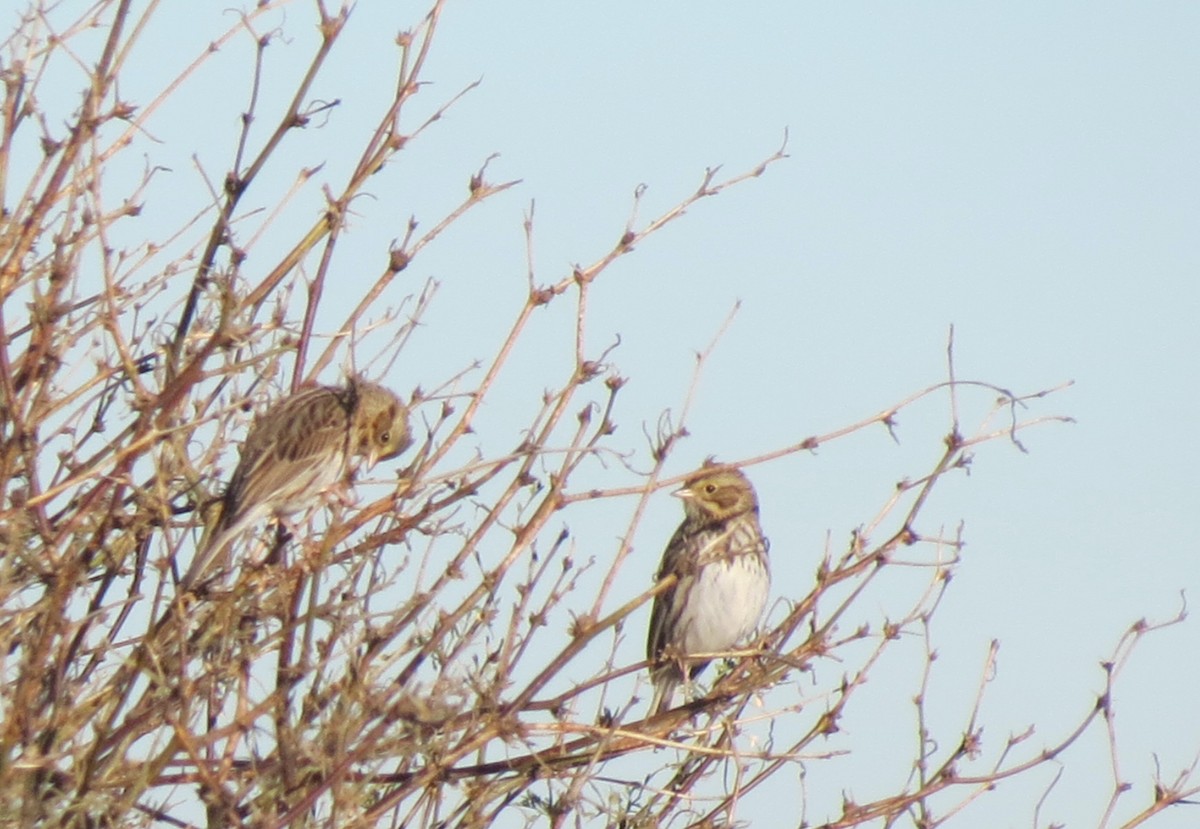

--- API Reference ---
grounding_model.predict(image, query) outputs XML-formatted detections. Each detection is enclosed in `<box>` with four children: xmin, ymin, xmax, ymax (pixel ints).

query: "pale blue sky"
<box><xmin>25</xmin><ymin>1</ymin><xmax>1199</xmax><ymax>825</ymax></box>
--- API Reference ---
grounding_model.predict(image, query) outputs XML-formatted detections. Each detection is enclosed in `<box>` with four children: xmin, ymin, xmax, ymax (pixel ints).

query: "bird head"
<box><xmin>674</xmin><ymin>466</ymin><xmax>758</xmax><ymax>522</ymax></box>
<box><xmin>353</xmin><ymin>382</ymin><xmax>414</xmax><ymax>469</ymax></box>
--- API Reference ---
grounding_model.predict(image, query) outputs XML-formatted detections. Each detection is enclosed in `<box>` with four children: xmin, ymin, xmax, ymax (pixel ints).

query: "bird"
<box><xmin>182</xmin><ymin>377</ymin><xmax>412</xmax><ymax>589</ymax></box>
<box><xmin>646</xmin><ymin>464</ymin><xmax>770</xmax><ymax>715</ymax></box>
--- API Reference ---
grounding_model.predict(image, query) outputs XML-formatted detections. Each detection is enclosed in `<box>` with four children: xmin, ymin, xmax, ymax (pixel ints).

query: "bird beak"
<box><xmin>672</xmin><ymin>486</ymin><xmax>695</xmax><ymax>501</ymax></box>
<box><xmin>365</xmin><ymin>450</ymin><xmax>381</xmax><ymax>472</ymax></box>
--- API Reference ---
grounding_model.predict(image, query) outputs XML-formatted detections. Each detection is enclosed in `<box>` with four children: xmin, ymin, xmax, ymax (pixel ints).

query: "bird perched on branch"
<box><xmin>646</xmin><ymin>464</ymin><xmax>770</xmax><ymax>715</ymax></box>
<box><xmin>182</xmin><ymin>378</ymin><xmax>412</xmax><ymax>589</ymax></box>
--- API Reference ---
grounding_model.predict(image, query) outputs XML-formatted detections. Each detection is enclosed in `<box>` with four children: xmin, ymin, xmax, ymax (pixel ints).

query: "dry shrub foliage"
<box><xmin>0</xmin><ymin>2</ymin><xmax>1193</xmax><ymax>828</ymax></box>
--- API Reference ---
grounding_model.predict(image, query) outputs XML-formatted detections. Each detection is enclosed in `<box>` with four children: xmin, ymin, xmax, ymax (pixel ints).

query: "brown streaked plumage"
<box><xmin>182</xmin><ymin>378</ymin><xmax>412</xmax><ymax>589</ymax></box>
<box><xmin>646</xmin><ymin>464</ymin><xmax>770</xmax><ymax>714</ymax></box>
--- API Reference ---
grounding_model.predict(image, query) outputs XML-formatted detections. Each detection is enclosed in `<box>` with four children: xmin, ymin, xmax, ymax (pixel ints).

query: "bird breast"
<box><xmin>672</xmin><ymin>527</ymin><xmax>770</xmax><ymax>656</ymax></box>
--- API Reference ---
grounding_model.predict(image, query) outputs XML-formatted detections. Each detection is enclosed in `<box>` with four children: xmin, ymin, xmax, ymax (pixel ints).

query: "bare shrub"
<box><xmin>0</xmin><ymin>2</ymin><xmax>1191</xmax><ymax>827</ymax></box>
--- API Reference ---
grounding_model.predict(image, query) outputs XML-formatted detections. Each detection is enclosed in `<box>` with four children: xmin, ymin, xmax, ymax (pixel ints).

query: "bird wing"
<box><xmin>183</xmin><ymin>387</ymin><xmax>352</xmax><ymax>589</ymax></box>
<box><xmin>646</xmin><ymin>521</ymin><xmax>693</xmax><ymax>662</ymax></box>
<box><xmin>221</xmin><ymin>387</ymin><xmax>352</xmax><ymax>525</ymax></box>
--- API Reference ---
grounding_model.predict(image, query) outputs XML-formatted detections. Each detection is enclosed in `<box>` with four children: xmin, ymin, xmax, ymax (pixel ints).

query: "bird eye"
<box><xmin>381</xmin><ymin>431</ymin><xmax>391</xmax><ymax>443</ymax></box>
<box><xmin>704</xmin><ymin>483</ymin><xmax>717</xmax><ymax>494</ymax></box>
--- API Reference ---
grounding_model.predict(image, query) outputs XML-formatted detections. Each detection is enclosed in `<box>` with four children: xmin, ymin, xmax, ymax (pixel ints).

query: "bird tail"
<box><xmin>182</xmin><ymin>529</ymin><xmax>225</xmax><ymax>590</ymax></box>
<box><xmin>181</xmin><ymin>504</ymin><xmax>242</xmax><ymax>589</ymax></box>
<box><xmin>649</xmin><ymin>678</ymin><xmax>677</xmax><ymax>717</ymax></box>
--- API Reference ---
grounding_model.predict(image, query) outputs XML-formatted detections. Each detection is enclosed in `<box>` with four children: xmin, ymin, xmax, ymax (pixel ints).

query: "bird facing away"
<box><xmin>646</xmin><ymin>465</ymin><xmax>770</xmax><ymax>715</ymax></box>
<box><xmin>182</xmin><ymin>378</ymin><xmax>412</xmax><ymax>589</ymax></box>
